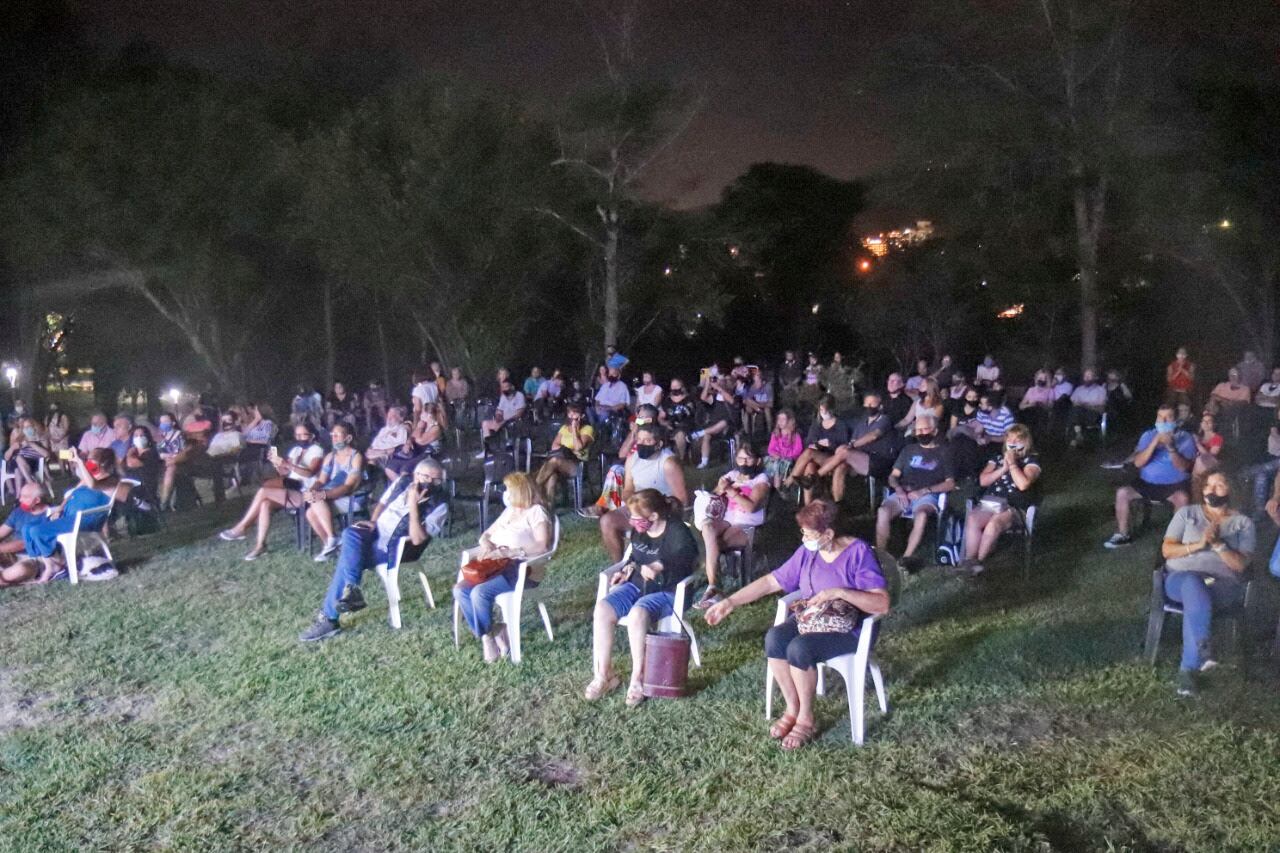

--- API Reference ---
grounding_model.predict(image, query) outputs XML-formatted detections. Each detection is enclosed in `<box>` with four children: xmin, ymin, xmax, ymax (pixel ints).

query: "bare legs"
<box><xmin>536</xmin><ymin>458</ymin><xmax>577</xmax><ymax>507</ymax></box>
<box><xmin>701</xmin><ymin>518</ymin><xmax>749</xmax><ymax>591</ymax></box>
<box><xmin>226</xmin><ymin>480</ymin><xmax>297</xmax><ymax>555</ymax></box>
<box><xmin>875</xmin><ymin>499</ymin><xmax>936</xmax><ymax>559</ymax></box>
<box><xmin>769</xmin><ymin>658</ymin><xmax>817</xmax><ymax>736</ymax></box>
<box><xmin>600</xmin><ymin>508</ymin><xmax>630</xmax><ymax>563</ymax></box>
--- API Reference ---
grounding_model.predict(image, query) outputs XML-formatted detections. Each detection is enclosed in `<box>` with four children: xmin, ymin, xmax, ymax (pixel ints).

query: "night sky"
<box><xmin>72</xmin><ymin>0</ymin><xmax>896</xmax><ymax>209</ymax></box>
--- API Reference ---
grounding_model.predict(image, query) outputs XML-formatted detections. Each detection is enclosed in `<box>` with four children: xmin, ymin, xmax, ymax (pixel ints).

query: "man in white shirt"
<box><xmin>1068</xmin><ymin>369</ymin><xmax>1108</xmax><ymax>446</ymax></box>
<box><xmin>366</xmin><ymin>406</ymin><xmax>409</xmax><ymax>466</ymax></box>
<box><xmin>411</xmin><ymin>372</ymin><xmax>440</xmax><ymax>422</ymax></box>
<box><xmin>479</xmin><ymin>380</ymin><xmax>527</xmax><ymax>452</ymax></box>
<box><xmin>593</xmin><ymin>370</ymin><xmax>632</xmax><ymax>424</ymax></box>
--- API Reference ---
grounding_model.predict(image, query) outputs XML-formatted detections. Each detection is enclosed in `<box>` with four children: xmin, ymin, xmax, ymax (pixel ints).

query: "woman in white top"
<box><xmin>1256</xmin><ymin>367</ymin><xmax>1280</xmax><ymax>411</ymax></box>
<box><xmin>635</xmin><ymin>371</ymin><xmax>663</xmax><ymax>408</ymax></box>
<box><xmin>454</xmin><ymin>472</ymin><xmax>553</xmax><ymax>663</ymax></box>
<box><xmin>901</xmin><ymin>379</ymin><xmax>946</xmax><ymax>436</ymax></box>
<box><xmin>219</xmin><ymin>422</ymin><xmax>324</xmax><ymax>561</ymax></box>
<box><xmin>599</xmin><ymin>422</ymin><xmax>689</xmax><ymax>563</ymax></box>
<box><xmin>696</xmin><ymin>440</ymin><xmax>771</xmax><ymax>609</ymax></box>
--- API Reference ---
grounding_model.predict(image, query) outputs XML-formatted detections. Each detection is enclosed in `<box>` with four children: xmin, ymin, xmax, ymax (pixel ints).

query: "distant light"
<box><xmin>981</xmin><ymin>279</ymin><xmax>989</xmax><ymax>287</ymax></box>
<box><xmin>857</xmin><ymin>258</ymin><xmax>873</xmax><ymax>273</ymax></box>
<box><xmin>811</xmin><ymin>303</ymin><xmax>821</xmax><ymax>315</ymax></box>
<box><xmin>3</xmin><ymin>367</ymin><xmax>16</xmax><ymax>388</ymax></box>
<box><xmin>168</xmin><ymin>387</ymin><xmax>182</xmax><ymax>404</ymax></box>
<box><xmin>1219</xmin><ymin>219</ymin><xmax>1232</xmax><ymax>229</ymax></box>
<box><xmin>728</xmin><ymin>245</ymin><xmax>740</xmax><ymax>258</ymax></box>
<box><xmin>996</xmin><ymin>303</ymin><xmax>1025</xmax><ymax>319</ymax></box>
<box><xmin>663</xmin><ymin>266</ymin><xmax>673</xmax><ymax>276</ymax></box>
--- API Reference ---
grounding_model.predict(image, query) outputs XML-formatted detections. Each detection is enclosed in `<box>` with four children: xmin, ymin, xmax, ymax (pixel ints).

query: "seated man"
<box><xmin>0</xmin><ymin>483</ymin><xmax>59</xmax><ymax>586</ymax></box>
<box><xmin>1206</xmin><ymin>367</ymin><xmax>1251</xmax><ymax>435</ymax></box>
<box><xmin>816</xmin><ymin>392</ymin><xmax>896</xmax><ymax>503</ymax></box>
<box><xmin>298</xmin><ymin>458</ymin><xmax>449</xmax><ymax>643</ymax></box>
<box><xmin>875</xmin><ymin>415</ymin><xmax>954</xmax><ymax>571</ymax></box>
<box><xmin>1104</xmin><ymin>404</ymin><xmax>1197</xmax><ymax>549</ymax></box>
<box><xmin>975</xmin><ymin>390</ymin><xmax>1015</xmax><ymax>445</ymax></box>
<box><xmin>77</xmin><ymin>412</ymin><xmax>115</xmax><ymax>457</ymax></box>
<box><xmin>690</xmin><ymin>378</ymin><xmax>738</xmax><ymax>469</ymax></box>
<box><xmin>480</xmin><ymin>379</ymin><xmax>527</xmax><ymax>454</ymax></box>
<box><xmin>904</xmin><ymin>358</ymin><xmax>931</xmax><ymax>399</ymax></box>
<box><xmin>592</xmin><ymin>369</ymin><xmax>632</xmax><ymax>428</ymax></box>
<box><xmin>1067</xmin><ymin>368</ymin><xmax>1108</xmax><ymax>446</ymax></box>
<box><xmin>1159</xmin><ymin>472</ymin><xmax>1254</xmax><ymax>697</ymax></box>
<box><xmin>365</xmin><ymin>406</ymin><xmax>409</xmax><ymax>467</ymax></box>
<box><xmin>109</xmin><ymin>415</ymin><xmax>134</xmax><ymax>461</ymax></box>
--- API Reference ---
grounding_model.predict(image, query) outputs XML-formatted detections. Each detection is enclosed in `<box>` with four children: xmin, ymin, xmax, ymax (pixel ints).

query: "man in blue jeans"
<box><xmin>299</xmin><ymin>458</ymin><xmax>449</xmax><ymax>643</ymax></box>
<box><xmin>1159</xmin><ymin>472</ymin><xmax>1255</xmax><ymax>697</ymax></box>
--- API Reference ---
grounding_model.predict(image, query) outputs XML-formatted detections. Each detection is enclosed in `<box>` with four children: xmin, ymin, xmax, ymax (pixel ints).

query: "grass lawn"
<box><xmin>3</xmin><ymin>448</ymin><xmax>1280</xmax><ymax>851</ymax></box>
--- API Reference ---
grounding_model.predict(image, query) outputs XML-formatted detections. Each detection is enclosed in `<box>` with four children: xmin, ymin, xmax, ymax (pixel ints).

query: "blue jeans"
<box><xmin>322</xmin><ymin>525</ymin><xmax>386</xmax><ymax>620</ymax></box>
<box><xmin>1163</xmin><ymin>571</ymin><xmax>1245</xmax><ymax>671</ymax></box>
<box><xmin>1247</xmin><ymin>457</ymin><xmax>1280</xmax><ymax>511</ymax></box>
<box><xmin>454</xmin><ymin>569</ymin><xmax>537</xmax><ymax>637</ymax></box>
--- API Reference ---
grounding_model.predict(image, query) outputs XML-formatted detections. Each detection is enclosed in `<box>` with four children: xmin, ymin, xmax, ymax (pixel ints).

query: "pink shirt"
<box><xmin>767</xmin><ymin>432</ymin><xmax>803</xmax><ymax>461</ymax></box>
<box><xmin>77</xmin><ymin>427</ymin><xmax>115</xmax><ymax>455</ymax></box>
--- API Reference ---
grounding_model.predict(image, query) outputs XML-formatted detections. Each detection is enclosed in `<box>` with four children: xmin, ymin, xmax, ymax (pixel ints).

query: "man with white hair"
<box><xmin>299</xmin><ymin>458</ymin><xmax>449</xmax><ymax>643</ymax></box>
<box><xmin>876</xmin><ymin>414</ymin><xmax>955</xmax><ymax>571</ymax></box>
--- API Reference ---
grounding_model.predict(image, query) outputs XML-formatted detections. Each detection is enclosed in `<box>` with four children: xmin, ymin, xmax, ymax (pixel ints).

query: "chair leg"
<box><xmin>377</xmin><ymin>566</ymin><xmax>402</xmax><ymax>630</ymax></box>
<box><xmin>419</xmin><ymin>571</ymin><xmax>436</xmax><ymax>609</ymax></box>
<box><xmin>870</xmin><ymin>662</ymin><xmax>888</xmax><ymax>714</ymax></box>
<box><xmin>452</xmin><ymin>596</ymin><xmax>461</xmax><ymax>648</ymax></box>
<box><xmin>1144</xmin><ymin>610</ymin><xmax>1165</xmax><ymax>666</ymax></box>
<box><xmin>851</xmin><ymin>659</ymin><xmax>867</xmax><ymax>746</ymax></box>
<box><xmin>538</xmin><ymin>602</ymin><xmax>554</xmax><ymax>641</ymax></box>
<box><xmin>764</xmin><ymin>663</ymin><xmax>775</xmax><ymax>720</ymax></box>
<box><xmin>816</xmin><ymin>663</ymin><xmax>826</xmax><ymax>696</ymax></box>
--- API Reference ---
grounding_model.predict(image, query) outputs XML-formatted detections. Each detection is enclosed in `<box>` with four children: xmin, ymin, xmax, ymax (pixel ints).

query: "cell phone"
<box><xmin>58</xmin><ymin>449</ymin><xmax>76</xmax><ymax>461</ymax></box>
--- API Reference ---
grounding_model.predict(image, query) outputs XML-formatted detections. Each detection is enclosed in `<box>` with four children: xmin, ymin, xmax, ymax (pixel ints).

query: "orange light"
<box><xmin>857</xmin><ymin>258</ymin><xmax>872</xmax><ymax>273</ymax></box>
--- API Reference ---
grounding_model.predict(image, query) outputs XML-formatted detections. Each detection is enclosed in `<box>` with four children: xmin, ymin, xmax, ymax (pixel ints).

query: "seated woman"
<box><xmin>534</xmin><ymin>401</ymin><xmax>595</xmax><ymax>507</ymax></box>
<box><xmin>1160</xmin><ymin>471</ymin><xmax>1255</xmax><ymax>696</ymax></box>
<box><xmin>45</xmin><ymin>403</ymin><xmax>71</xmax><ymax>457</ymax></box>
<box><xmin>4</xmin><ymin>416</ymin><xmax>51</xmax><ymax>492</ymax></box>
<box><xmin>901</xmin><ymin>379</ymin><xmax>945</xmax><ymax>436</ymax></box>
<box><xmin>365</xmin><ymin>406</ymin><xmax>409</xmax><ymax>467</ymax></box>
<box><xmin>154</xmin><ymin>412</ymin><xmax>193</xmax><ymax>511</ymax></box>
<box><xmin>786</xmin><ymin>395</ymin><xmax>849</xmax><ymax>493</ymax></box>
<box><xmin>1018</xmin><ymin>369</ymin><xmax>1055</xmax><ymax>432</ymax></box>
<box><xmin>21</xmin><ymin>448</ymin><xmax>128</xmax><ymax>563</ymax></box>
<box><xmin>696</xmin><ymin>440</ymin><xmax>771</xmax><ymax>609</ymax></box>
<box><xmin>658</xmin><ymin>379</ymin><xmax>696</xmax><ymax>461</ymax></box>
<box><xmin>305</xmin><ymin>423</ymin><xmax>367</xmax><ymax>560</ymax></box>
<box><xmin>690</xmin><ymin>378</ymin><xmax>737</xmax><ymax>469</ymax></box>
<box><xmin>598</xmin><ymin>422</ymin><xmax>688</xmax><ymax>562</ymax></box>
<box><xmin>324</xmin><ymin>381</ymin><xmax>359</xmax><ymax>430</ymax></box>
<box><xmin>586</xmin><ymin>488</ymin><xmax>699</xmax><ymax>706</ymax></box>
<box><xmin>704</xmin><ymin>499</ymin><xmax>890</xmax><ymax>750</ymax></box>
<box><xmin>454</xmin><ymin>472</ymin><xmax>554</xmax><ymax>663</ymax></box>
<box><xmin>635</xmin><ymin>370</ymin><xmax>663</xmax><ymax>409</ymax></box>
<box><xmin>1206</xmin><ymin>367</ymin><xmax>1251</xmax><ymax>433</ymax></box>
<box><xmin>956</xmin><ymin>424</ymin><xmax>1042</xmax><ymax>577</ymax></box>
<box><xmin>764</xmin><ymin>409</ymin><xmax>803</xmax><ymax>490</ymax></box>
<box><xmin>742</xmin><ymin>370</ymin><xmax>775</xmax><ymax>434</ymax></box>
<box><xmin>122</xmin><ymin>425</ymin><xmax>162</xmax><ymax>502</ymax></box>
<box><xmin>385</xmin><ymin>403</ymin><xmax>444</xmax><ymax>478</ymax></box>
<box><xmin>218</xmin><ymin>423</ymin><xmax>325</xmax><ymax>560</ymax></box>
<box><xmin>578</xmin><ymin>404</ymin><xmax>655</xmax><ymax>520</ymax></box>
<box><xmin>1192</xmin><ymin>412</ymin><xmax>1224</xmax><ymax>494</ymax></box>
<box><xmin>242</xmin><ymin>402</ymin><xmax>277</xmax><ymax>448</ymax></box>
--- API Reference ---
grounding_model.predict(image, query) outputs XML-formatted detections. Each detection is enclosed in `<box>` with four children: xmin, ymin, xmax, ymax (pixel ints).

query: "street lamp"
<box><xmin>3</xmin><ymin>366</ymin><xmax>16</xmax><ymax>389</ymax></box>
<box><xmin>167</xmin><ymin>387</ymin><xmax>182</xmax><ymax>405</ymax></box>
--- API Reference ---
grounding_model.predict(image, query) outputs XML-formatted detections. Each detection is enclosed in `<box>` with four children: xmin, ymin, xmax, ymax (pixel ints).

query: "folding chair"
<box><xmin>452</xmin><ymin>517</ymin><xmax>560</xmax><ymax>663</ymax></box>
<box><xmin>763</xmin><ymin>549</ymin><xmax>900</xmax><ymax>745</ymax></box>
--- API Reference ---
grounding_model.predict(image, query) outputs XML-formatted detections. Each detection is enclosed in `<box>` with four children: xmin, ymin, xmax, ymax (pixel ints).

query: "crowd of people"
<box><xmin>2</xmin><ymin>343</ymin><xmax>1278</xmax><ymax>723</ymax></box>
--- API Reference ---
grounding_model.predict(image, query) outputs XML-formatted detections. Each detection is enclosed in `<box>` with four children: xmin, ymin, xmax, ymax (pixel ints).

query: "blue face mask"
<box><xmin>1154</xmin><ymin>421</ymin><xmax>1175</xmax><ymax>434</ymax></box>
<box><xmin>159</xmin><ymin>422</ymin><xmax>173</xmax><ymax>434</ymax></box>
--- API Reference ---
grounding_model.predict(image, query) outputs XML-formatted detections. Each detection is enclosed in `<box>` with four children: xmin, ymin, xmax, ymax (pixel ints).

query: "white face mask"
<box><xmin>132</xmin><ymin>436</ymin><xmax>148</xmax><ymax>451</ymax></box>
<box><xmin>502</xmin><ymin>491</ymin><xmax>514</xmax><ymax>508</ymax></box>
<box><xmin>802</xmin><ymin>536</ymin><xmax>824</xmax><ymax>552</ymax></box>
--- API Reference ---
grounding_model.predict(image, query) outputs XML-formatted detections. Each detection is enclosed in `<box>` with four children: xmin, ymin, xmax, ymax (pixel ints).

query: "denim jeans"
<box><xmin>454</xmin><ymin>568</ymin><xmax>537</xmax><ymax>638</ymax></box>
<box><xmin>322</xmin><ymin>525</ymin><xmax>386</xmax><ymax>620</ymax></box>
<box><xmin>1163</xmin><ymin>571</ymin><xmax>1245</xmax><ymax>671</ymax></box>
<box><xmin>1247</xmin><ymin>457</ymin><xmax>1280</xmax><ymax>511</ymax></box>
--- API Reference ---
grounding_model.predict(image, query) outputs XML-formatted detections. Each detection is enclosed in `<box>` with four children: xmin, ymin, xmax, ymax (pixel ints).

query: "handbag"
<box><xmin>792</xmin><ymin>597</ymin><xmax>860</xmax><ymax>635</ymax></box>
<box><xmin>461</xmin><ymin>556</ymin><xmax>516</xmax><ymax>586</ymax></box>
<box><xmin>692</xmin><ymin>490</ymin><xmax>727</xmax><ymax>530</ymax></box>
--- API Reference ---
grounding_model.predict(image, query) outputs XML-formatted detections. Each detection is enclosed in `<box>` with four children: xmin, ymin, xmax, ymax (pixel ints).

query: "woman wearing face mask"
<box><xmin>153</xmin><ymin>412</ymin><xmax>192</xmax><ymax>511</ymax></box>
<box><xmin>695</xmin><ymin>441</ymin><xmax>772</xmax><ymax>609</ymax></box>
<box><xmin>788</xmin><ymin>395</ymin><xmax>849</xmax><ymax>493</ymax></box>
<box><xmin>704</xmin><ymin>499</ymin><xmax>890</xmax><ymax>750</ymax></box>
<box><xmin>597</xmin><ymin>421</ymin><xmax>689</xmax><ymax>561</ymax></box>
<box><xmin>218</xmin><ymin>423</ymin><xmax>325</xmax><ymax>560</ymax></box>
<box><xmin>586</xmin><ymin>488</ymin><xmax>699</xmax><ymax>705</ymax></box>
<box><xmin>954</xmin><ymin>424</ymin><xmax>1042</xmax><ymax>576</ymax></box>
<box><xmin>1159</xmin><ymin>472</ymin><xmax>1254</xmax><ymax>696</ymax></box>
<box><xmin>45</xmin><ymin>403</ymin><xmax>71</xmax><ymax>456</ymax></box>
<box><xmin>4</xmin><ymin>416</ymin><xmax>51</xmax><ymax>492</ymax></box>
<box><xmin>123</xmin><ymin>425</ymin><xmax>162</xmax><ymax>501</ymax></box>
<box><xmin>304</xmin><ymin>423</ymin><xmax>367</xmax><ymax>561</ymax></box>
<box><xmin>658</xmin><ymin>380</ymin><xmax>696</xmax><ymax>461</ymax></box>
<box><xmin>455</xmin><ymin>472</ymin><xmax>553</xmax><ymax>663</ymax></box>
<box><xmin>535</xmin><ymin>401</ymin><xmax>595</xmax><ymax>508</ymax></box>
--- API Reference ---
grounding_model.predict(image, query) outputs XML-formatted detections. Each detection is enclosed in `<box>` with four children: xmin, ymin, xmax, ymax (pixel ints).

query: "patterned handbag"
<box><xmin>792</xmin><ymin>597</ymin><xmax>860</xmax><ymax>635</ymax></box>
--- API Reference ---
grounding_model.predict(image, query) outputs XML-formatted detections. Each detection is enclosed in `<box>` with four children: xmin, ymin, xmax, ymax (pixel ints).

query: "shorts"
<box><xmin>764</xmin><ymin>457</ymin><xmax>795</xmax><ymax>481</ymax></box>
<box><xmin>604</xmin><ymin>581</ymin><xmax>676</xmax><ymax>622</ymax></box>
<box><xmin>1134</xmin><ymin>479</ymin><xmax>1187</xmax><ymax>503</ymax></box>
<box><xmin>882</xmin><ymin>491</ymin><xmax>940</xmax><ymax>519</ymax></box>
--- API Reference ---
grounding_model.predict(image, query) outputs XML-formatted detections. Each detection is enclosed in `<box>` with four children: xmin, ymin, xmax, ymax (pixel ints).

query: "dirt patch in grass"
<box><xmin>521</xmin><ymin>753</ymin><xmax>587</xmax><ymax>789</ymax></box>
<box><xmin>0</xmin><ymin>669</ymin><xmax>156</xmax><ymax>731</ymax></box>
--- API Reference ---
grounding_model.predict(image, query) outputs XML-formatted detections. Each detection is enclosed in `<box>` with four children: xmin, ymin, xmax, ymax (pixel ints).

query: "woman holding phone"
<box><xmin>218</xmin><ymin>422</ymin><xmax>324</xmax><ymax>561</ymax></box>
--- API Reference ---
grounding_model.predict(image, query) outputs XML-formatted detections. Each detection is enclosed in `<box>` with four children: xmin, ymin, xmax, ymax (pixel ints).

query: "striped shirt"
<box><xmin>976</xmin><ymin>406</ymin><xmax>1015</xmax><ymax>440</ymax></box>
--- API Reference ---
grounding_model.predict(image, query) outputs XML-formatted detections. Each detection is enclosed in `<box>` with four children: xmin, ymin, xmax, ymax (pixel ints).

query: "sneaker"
<box><xmin>690</xmin><ymin>430</ymin><xmax>706</xmax><ymax>441</ymax></box>
<box><xmin>944</xmin><ymin>559</ymin><xmax>975</xmax><ymax>577</ymax></box>
<box><xmin>481</xmin><ymin>634</ymin><xmax>500</xmax><ymax>664</ymax></box>
<box><xmin>318</xmin><ymin>537</ymin><xmax>340</xmax><ymax>558</ymax></box>
<box><xmin>694</xmin><ymin>586</ymin><xmax>722</xmax><ymax>610</ymax></box>
<box><xmin>219</xmin><ymin>529</ymin><xmax>246</xmax><ymax>542</ymax></box>
<box><xmin>968</xmin><ymin>562</ymin><xmax>986</xmax><ymax>577</ymax></box>
<box><xmin>696</xmin><ymin>459</ymin><xmax>710</xmax><ymax>469</ymax></box>
<box><xmin>1176</xmin><ymin>669</ymin><xmax>1198</xmax><ymax>697</ymax></box>
<box><xmin>1199</xmin><ymin>658</ymin><xmax>1219</xmax><ymax>673</ymax></box>
<box><xmin>336</xmin><ymin>583</ymin><xmax>366</xmax><ymax>614</ymax></box>
<box><xmin>299</xmin><ymin>612</ymin><xmax>341</xmax><ymax>643</ymax></box>
<box><xmin>243</xmin><ymin>548</ymin><xmax>267</xmax><ymax>562</ymax></box>
<box><xmin>494</xmin><ymin>624</ymin><xmax>511</xmax><ymax>658</ymax></box>
<box><xmin>1103</xmin><ymin>533</ymin><xmax>1133</xmax><ymax>549</ymax></box>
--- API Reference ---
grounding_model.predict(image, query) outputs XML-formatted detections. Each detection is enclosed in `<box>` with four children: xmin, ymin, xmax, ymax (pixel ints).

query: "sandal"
<box><xmin>781</xmin><ymin>722</ymin><xmax>817</xmax><ymax>751</ymax></box>
<box><xmin>625</xmin><ymin>683</ymin><xmax>647</xmax><ymax>707</ymax></box>
<box><xmin>584</xmin><ymin>673</ymin><xmax>621</xmax><ymax>701</ymax></box>
<box><xmin>769</xmin><ymin>713</ymin><xmax>798</xmax><ymax>740</ymax></box>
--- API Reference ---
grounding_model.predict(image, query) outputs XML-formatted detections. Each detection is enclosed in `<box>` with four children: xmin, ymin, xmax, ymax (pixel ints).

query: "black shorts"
<box><xmin>1134</xmin><ymin>479</ymin><xmax>1186</xmax><ymax>502</ymax></box>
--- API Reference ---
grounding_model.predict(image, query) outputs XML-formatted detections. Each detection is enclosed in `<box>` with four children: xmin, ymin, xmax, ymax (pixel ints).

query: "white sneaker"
<box><xmin>318</xmin><ymin>537</ymin><xmax>340</xmax><ymax>557</ymax></box>
<box><xmin>697</xmin><ymin>459</ymin><xmax>710</xmax><ymax>469</ymax></box>
<box><xmin>219</xmin><ymin>529</ymin><xmax>246</xmax><ymax>542</ymax></box>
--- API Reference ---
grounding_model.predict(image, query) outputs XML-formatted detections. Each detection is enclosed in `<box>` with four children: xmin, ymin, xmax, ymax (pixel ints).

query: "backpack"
<box><xmin>934</xmin><ymin>509</ymin><xmax>965</xmax><ymax>566</ymax></box>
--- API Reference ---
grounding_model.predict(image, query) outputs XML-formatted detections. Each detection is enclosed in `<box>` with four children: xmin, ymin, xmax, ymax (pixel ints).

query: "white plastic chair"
<box><xmin>593</xmin><ymin>544</ymin><xmax>703</xmax><ymax>677</ymax></box>
<box><xmin>374</xmin><ymin>536</ymin><xmax>436</xmax><ymax>630</ymax></box>
<box><xmin>57</xmin><ymin>480</ymin><xmax>138</xmax><ymax>585</ymax></box>
<box><xmin>451</xmin><ymin>516</ymin><xmax>560</xmax><ymax>664</ymax></box>
<box><xmin>763</xmin><ymin>550</ymin><xmax>899</xmax><ymax>746</ymax></box>
<box><xmin>1</xmin><ymin>455</ymin><xmax>51</xmax><ymax>503</ymax></box>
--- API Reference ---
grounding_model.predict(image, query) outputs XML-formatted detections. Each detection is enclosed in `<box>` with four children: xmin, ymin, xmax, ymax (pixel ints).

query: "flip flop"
<box><xmin>219</xmin><ymin>529</ymin><xmax>246</xmax><ymax>542</ymax></box>
<box><xmin>781</xmin><ymin>722</ymin><xmax>817</xmax><ymax>751</ymax></box>
<box><xmin>625</xmin><ymin>683</ymin><xmax>647</xmax><ymax>707</ymax></box>
<box><xmin>584</xmin><ymin>673</ymin><xmax>620</xmax><ymax>701</ymax></box>
<box><xmin>769</xmin><ymin>713</ymin><xmax>798</xmax><ymax>740</ymax></box>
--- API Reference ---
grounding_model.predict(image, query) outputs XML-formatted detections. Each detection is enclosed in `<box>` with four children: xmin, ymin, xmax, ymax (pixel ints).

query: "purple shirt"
<box><xmin>771</xmin><ymin>539</ymin><xmax>886</xmax><ymax>599</ymax></box>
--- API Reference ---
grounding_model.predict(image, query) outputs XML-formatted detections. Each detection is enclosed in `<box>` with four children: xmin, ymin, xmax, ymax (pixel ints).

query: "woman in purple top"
<box><xmin>705</xmin><ymin>500</ymin><xmax>889</xmax><ymax>750</ymax></box>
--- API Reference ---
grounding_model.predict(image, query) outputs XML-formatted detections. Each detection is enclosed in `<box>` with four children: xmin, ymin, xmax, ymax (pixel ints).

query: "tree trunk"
<box><xmin>603</xmin><ymin>211</ymin><xmax>620</xmax><ymax>351</ymax></box>
<box><xmin>1072</xmin><ymin>178</ymin><xmax>1104</xmax><ymax>372</ymax></box>
<box><xmin>373</xmin><ymin>289</ymin><xmax>392</xmax><ymax>398</ymax></box>
<box><xmin>322</xmin><ymin>278</ymin><xmax>335</xmax><ymax>391</ymax></box>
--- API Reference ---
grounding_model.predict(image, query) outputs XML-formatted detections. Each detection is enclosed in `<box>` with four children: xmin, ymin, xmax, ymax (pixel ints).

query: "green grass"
<box><xmin>3</xmin><ymin>452</ymin><xmax>1280</xmax><ymax>851</ymax></box>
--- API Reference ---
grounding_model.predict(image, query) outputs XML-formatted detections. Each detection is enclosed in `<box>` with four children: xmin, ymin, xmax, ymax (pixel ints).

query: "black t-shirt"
<box><xmin>628</xmin><ymin>520</ymin><xmax>700</xmax><ymax>595</ymax></box>
<box><xmin>892</xmin><ymin>442</ymin><xmax>953</xmax><ymax>491</ymax></box>
<box><xmin>850</xmin><ymin>413</ymin><xmax>894</xmax><ymax>459</ymax></box>
<box><xmin>805</xmin><ymin>418</ymin><xmax>850</xmax><ymax>451</ymax></box>
<box><xmin>779</xmin><ymin>361</ymin><xmax>803</xmax><ymax>387</ymax></box>
<box><xmin>662</xmin><ymin>399</ymin><xmax>696</xmax><ymax>431</ymax></box>
<box><xmin>884</xmin><ymin>392</ymin><xmax>912</xmax><ymax>428</ymax></box>
<box><xmin>981</xmin><ymin>451</ymin><xmax>1042</xmax><ymax>510</ymax></box>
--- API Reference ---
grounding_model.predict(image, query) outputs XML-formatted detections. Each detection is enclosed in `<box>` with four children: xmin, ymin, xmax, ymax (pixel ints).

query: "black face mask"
<box><xmin>1204</xmin><ymin>493</ymin><xmax>1229</xmax><ymax>509</ymax></box>
<box><xmin>635</xmin><ymin>444</ymin><xmax>658</xmax><ymax>460</ymax></box>
<box><xmin>915</xmin><ymin>432</ymin><xmax>936</xmax><ymax>445</ymax></box>
<box><xmin>1036</xmin><ymin>379</ymin><xmax>1047</xmax><ymax>386</ymax></box>
<box><xmin>738</xmin><ymin>463</ymin><xmax>762</xmax><ymax>477</ymax></box>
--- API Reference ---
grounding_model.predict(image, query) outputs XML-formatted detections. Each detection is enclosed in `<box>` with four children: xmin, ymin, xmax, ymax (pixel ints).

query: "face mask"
<box><xmin>1007</xmin><ymin>443</ymin><xmax>1024</xmax><ymax>453</ymax></box>
<box><xmin>802</xmin><ymin>536</ymin><xmax>824</xmax><ymax>552</ymax></box>
<box><xmin>635</xmin><ymin>444</ymin><xmax>658</xmax><ymax>460</ymax></box>
<box><xmin>1054</xmin><ymin>377</ymin><xmax>1065</xmax><ymax>384</ymax></box>
<box><xmin>1204</xmin><ymin>493</ymin><xmax>1229</xmax><ymax>509</ymax></box>
<box><xmin>22</xmin><ymin>426</ymin><xmax>36</xmax><ymax>440</ymax></box>
<box><xmin>635</xmin><ymin>418</ymin><xmax>652</xmax><ymax>426</ymax></box>
<box><xmin>1036</xmin><ymin>379</ymin><xmax>1046</xmax><ymax>386</ymax></box>
<box><xmin>159</xmin><ymin>422</ymin><xmax>173</xmax><ymax>434</ymax></box>
<box><xmin>14</xmin><ymin>406</ymin><xmax>25</xmax><ymax>416</ymax></box>
<box><xmin>916</xmin><ymin>432</ymin><xmax>936</xmax><ymax>445</ymax></box>
<box><xmin>738</xmin><ymin>464</ymin><xmax>761</xmax><ymax>477</ymax></box>
<box><xmin>93</xmin><ymin>425</ymin><xmax>107</xmax><ymax>434</ymax></box>
<box><xmin>965</xmin><ymin>400</ymin><xmax>978</xmax><ymax>408</ymax></box>
<box><xmin>502</xmin><ymin>490</ymin><xmax>514</xmax><ymax>508</ymax></box>
<box><xmin>628</xmin><ymin>516</ymin><xmax>654</xmax><ymax>534</ymax></box>
<box><xmin>132</xmin><ymin>436</ymin><xmax>148</xmax><ymax>450</ymax></box>
<box><xmin>1154</xmin><ymin>421</ymin><xmax>1175</xmax><ymax>434</ymax></box>
<box><xmin>332</xmin><ymin>439</ymin><xmax>348</xmax><ymax>450</ymax></box>
<box><xmin>19</xmin><ymin>500</ymin><xmax>40</xmax><ymax>513</ymax></box>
